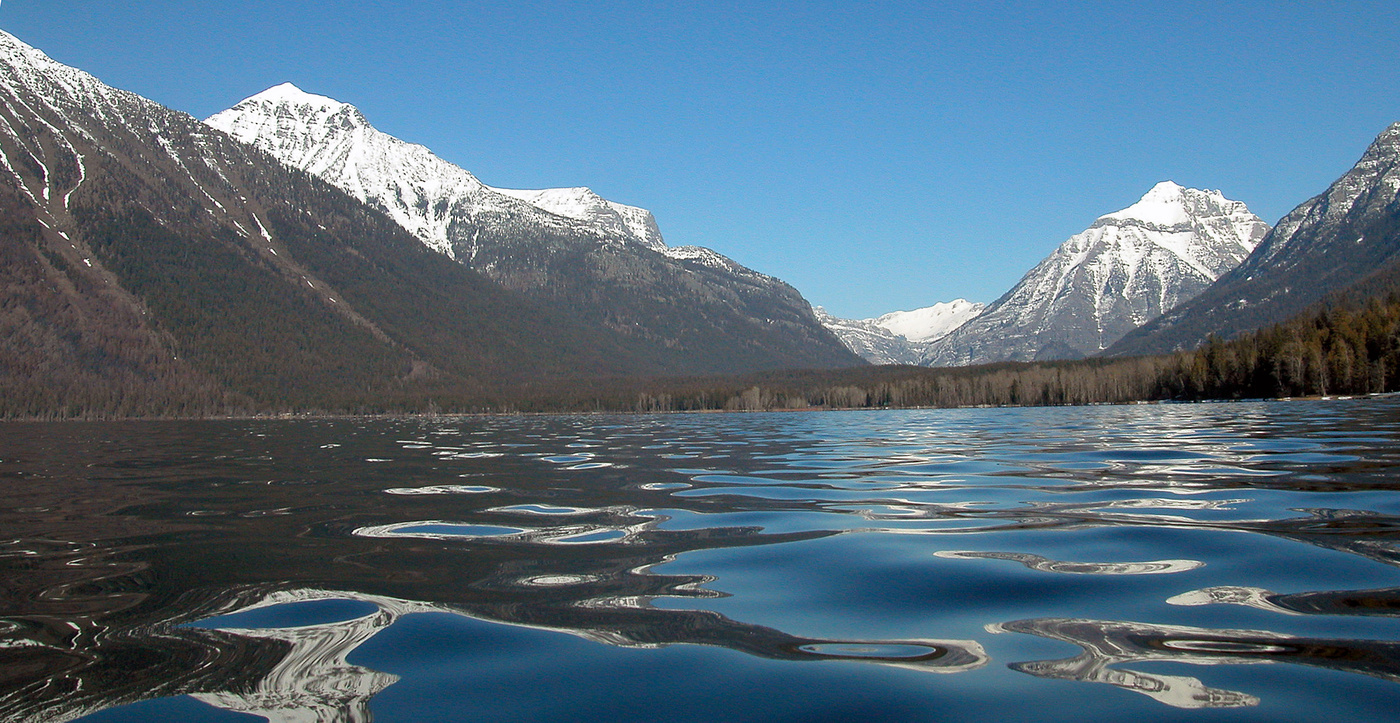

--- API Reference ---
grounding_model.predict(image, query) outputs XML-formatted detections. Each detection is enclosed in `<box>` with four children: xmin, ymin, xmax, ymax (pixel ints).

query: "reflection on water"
<box><xmin>1</xmin><ymin>399</ymin><xmax>1400</xmax><ymax>720</ymax></box>
<box><xmin>989</xmin><ymin>617</ymin><xmax>1400</xmax><ymax>710</ymax></box>
<box><xmin>1168</xmin><ymin>585</ymin><xmax>1400</xmax><ymax>617</ymax></box>
<box><xmin>934</xmin><ymin>551</ymin><xmax>1203</xmax><ymax>575</ymax></box>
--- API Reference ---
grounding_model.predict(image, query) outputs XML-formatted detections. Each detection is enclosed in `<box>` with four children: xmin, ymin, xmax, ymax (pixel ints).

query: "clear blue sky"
<box><xmin>6</xmin><ymin>1</ymin><xmax>1400</xmax><ymax>318</ymax></box>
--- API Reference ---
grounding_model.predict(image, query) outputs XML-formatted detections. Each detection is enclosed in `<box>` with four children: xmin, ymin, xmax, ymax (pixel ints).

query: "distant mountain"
<box><xmin>206</xmin><ymin>84</ymin><xmax>861</xmax><ymax>373</ymax></box>
<box><xmin>815</xmin><ymin>300</ymin><xmax>985</xmax><ymax>365</ymax></box>
<box><xmin>1109</xmin><ymin>124</ymin><xmax>1400</xmax><ymax>357</ymax></box>
<box><xmin>920</xmin><ymin>182</ymin><xmax>1269</xmax><ymax>366</ymax></box>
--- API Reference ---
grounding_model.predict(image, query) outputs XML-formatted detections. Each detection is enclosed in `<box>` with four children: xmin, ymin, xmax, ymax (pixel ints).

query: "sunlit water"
<box><xmin>3</xmin><ymin>400</ymin><xmax>1400</xmax><ymax>721</ymax></box>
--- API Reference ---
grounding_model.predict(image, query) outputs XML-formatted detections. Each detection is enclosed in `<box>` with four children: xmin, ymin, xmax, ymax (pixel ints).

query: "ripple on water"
<box><xmin>353</xmin><ymin>522</ymin><xmax>528</xmax><ymax>540</ymax></box>
<box><xmin>493</xmin><ymin>504</ymin><xmax>589</xmax><ymax>515</ymax></box>
<box><xmin>384</xmin><ymin>485</ymin><xmax>497</xmax><ymax>495</ymax></box>
<box><xmin>542</xmin><ymin>454</ymin><xmax>593</xmax><ymax>464</ymax></box>
<box><xmin>797</xmin><ymin>643</ymin><xmax>944</xmax><ymax>660</ymax></box>
<box><xmin>188</xmin><ymin>598</ymin><xmax>380</xmax><ymax>630</ymax></box>
<box><xmin>553</xmin><ymin>529</ymin><xmax>628</xmax><ymax>544</ymax></box>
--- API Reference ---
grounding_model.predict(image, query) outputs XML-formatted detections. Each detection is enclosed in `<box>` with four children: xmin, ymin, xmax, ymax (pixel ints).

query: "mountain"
<box><xmin>814</xmin><ymin>300</ymin><xmax>984</xmax><ymax>365</ymax></box>
<box><xmin>205</xmin><ymin>84</ymin><xmax>861</xmax><ymax>373</ymax></box>
<box><xmin>0</xmin><ymin>29</ymin><xmax>672</xmax><ymax>415</ymax></box>
<box><xmin>874</xmin><ymin>299</ymin><xmax>987</xmax><ymax>342</ymax></box>
<box><xmin>1109</xmin><ymin>124</ymin><xmax>1400</xmax><ymax>357</ymax></box>
<box><xmin>919</xmin><ymin>182</ymin><xmax>1269</xmax><ymax>366</ymax></box>
<box><xmin>0</xmin><ymin>29</ymin><xmax>851</xmax><ymax>418</ymax></box>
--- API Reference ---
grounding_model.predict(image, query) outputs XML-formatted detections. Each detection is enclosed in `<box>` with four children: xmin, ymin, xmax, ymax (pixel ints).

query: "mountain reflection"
<box><xmin>0</xmin><ymin>418</ymin><xmax>993</xmax><ymax>722</ymax></box>
<box><xmin>991</xmin><ymin>617</ymin><xmax>1400</xmax><ymax>709</ymax></box>
<box><xmin>933</xmin><ymin>550</ymin><xmax>1203</xmax><ymax>574</ymax></box>
<box><xmin>180</xmin><ymin>587</ymin><xmax>986</xmax><ymax>723</ymax></box>
<box><xmin>1169</xmin><ymin>585</ymin><xmax>1400</xmax><ymax>617</ymax></box>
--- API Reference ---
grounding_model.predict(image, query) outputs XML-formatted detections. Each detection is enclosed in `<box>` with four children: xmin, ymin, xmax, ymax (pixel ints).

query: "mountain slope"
<box><xmin>920</xmin><ymin>182</ymin><xmax>1268</xmax><ymax>366</ymax></box>
<box><xmin>1109</xmin><ymin>124</ymin><xmax>1400</xmax><ymax>356</ymax></box>
<box><xmin>206</xmin><ymin>85</ymin><xmax>862</xmax><ymax>373</ymax></box>
<box><xmin>0</xmin><ymin>29</ymin><xmax>738</xmax><ymax>416</ymax></box>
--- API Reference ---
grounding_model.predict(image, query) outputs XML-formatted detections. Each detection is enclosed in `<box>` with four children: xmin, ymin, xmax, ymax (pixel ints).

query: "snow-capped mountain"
<box><xmin>1111</xmin><ymin>124</ymin><xmax>1400</xmax><ymax>356</ymax></box>
<box><xmin>815</xmin><ymin>300</ymin><xmax>985</xmax><ymax>365</ymax></box>
<box><xmin>205</xmin><ymin>84</ymin><xmax>861</xmax><ymax>371</ymax></box>
<box><xmin>874</xmin><ymin>300</ymin><xmax>986</xmax><ymax>343</ymax></box>
<box><xmin>921</xmin><ymin>182</ymin><xmax>1269</xmax><ymax>366</ymax></box>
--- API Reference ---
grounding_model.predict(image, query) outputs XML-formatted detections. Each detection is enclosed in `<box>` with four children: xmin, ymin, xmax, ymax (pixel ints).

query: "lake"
<box><xmin>3</xmin><ymin>400</ymin><xmax>1400</xmax><ymax>722</ymax></box>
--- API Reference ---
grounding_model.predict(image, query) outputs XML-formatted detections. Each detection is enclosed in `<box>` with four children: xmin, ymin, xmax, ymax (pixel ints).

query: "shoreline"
<box><xmin>4</xmin><ymin>391</ymin><xmax>1395</xmax><ymax>425</ymax></box>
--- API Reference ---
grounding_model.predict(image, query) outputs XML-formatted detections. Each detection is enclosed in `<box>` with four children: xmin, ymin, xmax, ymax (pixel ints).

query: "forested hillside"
<box><xmin>494</xmin><ymin>272</ymin><xmax>1400</xmax><ymax>414</ymax></box>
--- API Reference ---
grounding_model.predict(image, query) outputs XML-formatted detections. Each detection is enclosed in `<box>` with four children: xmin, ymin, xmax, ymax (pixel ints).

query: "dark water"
<box><xmin>3</xmin><ymin>401</ymin><xmax>1400</xmax><ymax>722</ymax></box>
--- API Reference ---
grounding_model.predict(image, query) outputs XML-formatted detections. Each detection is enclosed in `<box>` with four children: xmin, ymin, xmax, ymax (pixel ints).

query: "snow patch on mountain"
<box><xmin>493</xmin><ymin>186</ymin><xmax>666</xmax><ymax>251</ymax></box>
<box><xmin>874</xmin><ymin>300</ymin><xmax>986</xmax><ymax>343</ymax></box>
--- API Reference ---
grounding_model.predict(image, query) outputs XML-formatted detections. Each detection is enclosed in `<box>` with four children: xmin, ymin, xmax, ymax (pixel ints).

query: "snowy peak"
<box><xmin>1100</xmin><ymin>180</ymin><xmax>1195</xmax><ymax>227</ymax></box>
<box><xmin>246</xmin><ymin>82</ymin><xmax>350</xmax><ymax>113</ymax></box>
<box><xmin>1253</xmin><ymin>121</ymin><xmax>1400</xmax><ymax>266</ymax></box>
<box><xmin>207</xmin><ymin>84</ymin><xmax>484</xmax><ymax>255</ymax></box>
<box><xmin>0</xmin><ymin>28</ymin><xmax>153</xmax><ymax>125</ymax></box>
<box><xmin>206</xmin><ymin>85</ymin><xmax>667</xmax><ymax>255</ymax></box>
<box><xmin>1099</xmin><ymin>181</ymin><xmax>1264</xmax><ymax>242</ymax></box>
<box><xmin>919</xmin><ymin>183</ymin><xmax>1268</xmax><ymax>366</ymax></box>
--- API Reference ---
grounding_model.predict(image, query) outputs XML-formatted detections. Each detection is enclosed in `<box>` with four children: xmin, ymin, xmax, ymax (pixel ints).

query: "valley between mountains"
<box><xmin>4</xmin><ymin>27</ymin><xmax>1400</xmax><ymax>418</ymax></box>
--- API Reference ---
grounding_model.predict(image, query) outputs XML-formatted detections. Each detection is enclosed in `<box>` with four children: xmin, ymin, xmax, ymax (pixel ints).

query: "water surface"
<box><xmin>3</xmin><ymin>400</ymin><xmax>1400</xmax><ymax>721</ymax></box>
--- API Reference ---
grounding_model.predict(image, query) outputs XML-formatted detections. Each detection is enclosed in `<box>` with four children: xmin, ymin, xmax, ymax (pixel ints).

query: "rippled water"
<box><xmin>3</xmin><ymin>400</ymin><xmax>1400</xmax><ymax>721</ymax></box>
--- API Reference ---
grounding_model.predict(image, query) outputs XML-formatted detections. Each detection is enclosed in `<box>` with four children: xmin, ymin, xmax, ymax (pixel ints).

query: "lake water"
<box><xmin>3</xmin><ymin>400</ymin><xmax>1400</xmax><ymax>722</ymax></box>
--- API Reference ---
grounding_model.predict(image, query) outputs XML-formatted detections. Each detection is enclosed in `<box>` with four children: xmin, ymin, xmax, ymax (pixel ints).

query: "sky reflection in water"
<box><xmin>2</xmin><ymin>400</ymin><xmax>1400</xmax><ymax>721</ymax></box>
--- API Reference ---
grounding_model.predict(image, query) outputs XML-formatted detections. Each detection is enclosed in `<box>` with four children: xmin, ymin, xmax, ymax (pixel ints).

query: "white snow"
<box><xmin>493</xmin><ymin>186</ymin><xmax>667</xmax><ymax>251</ymax></box>
<box><xmin>205</xmin><ymin>85</ymin><xmax>673</xmax><ymax>258</ymax></box>
<box><xmin>251</xmin><ymin>213</ymin><xmax>273</xmax><ymax>243</ymax></box>
<box><xmin>874</xmin><ymin>300</ymin><xmax>986</xmax><ymax>342</ymax></box>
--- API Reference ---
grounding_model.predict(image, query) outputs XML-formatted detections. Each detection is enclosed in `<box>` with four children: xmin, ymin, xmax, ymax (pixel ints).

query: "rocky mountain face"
<box><xmin>815</xmin><ymin>301</ymin><xmax>985</xmax><ymax>365</ymax></box>
<box><xmin>1109</xmin><ymin>124</ymin><xmax>1400</xmax><ymax>356</ymax></box>
<box><xmin>206</xmin><ymin>84</ymin><xmax>861</xmax><ymax>373</ymax></box>
<box><xmin>919</xmin><ymin>182</ymin><xmax>1269</xmax><ymax>366</ymax></box>
<box><xmin>0</xmin><ymin>30</ymin><xmax>852</xmax><ymax>416</ymax></box>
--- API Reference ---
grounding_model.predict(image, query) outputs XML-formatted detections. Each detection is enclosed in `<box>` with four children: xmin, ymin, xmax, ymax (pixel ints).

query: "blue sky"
<box><xmin>6</xmin><ymin>1</ymin><xmax>1400</xmax><ymax>318</ymax></box>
